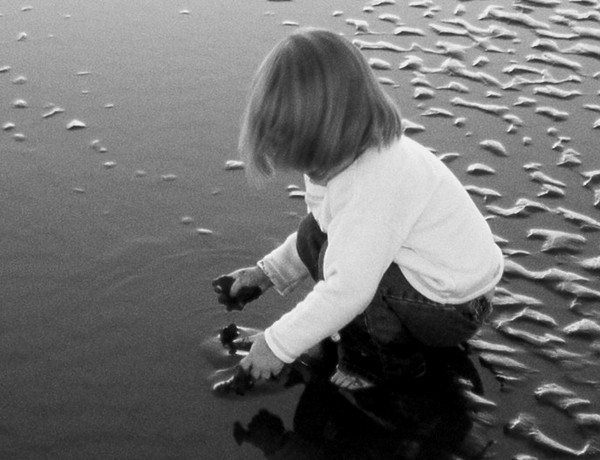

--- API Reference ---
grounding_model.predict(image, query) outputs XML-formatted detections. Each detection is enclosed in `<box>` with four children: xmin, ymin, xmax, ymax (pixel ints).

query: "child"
<box><xmin>217</xmin><ymin>28</ymin><xmax>504</xmax><ymax>390</ymax></box>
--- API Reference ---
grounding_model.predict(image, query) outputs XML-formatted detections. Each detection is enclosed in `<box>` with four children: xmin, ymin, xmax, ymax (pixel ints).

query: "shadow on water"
<box><xmin>208</xmin><ymin>326</ymin><xmax>494</xmax><ymax>460</ymax></box>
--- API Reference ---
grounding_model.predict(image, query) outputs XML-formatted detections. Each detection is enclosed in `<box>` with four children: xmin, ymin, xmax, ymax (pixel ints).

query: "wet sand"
<box><xmin>2</xmin><ymin>0</ymin><xmax>600</xmax><ymax>459</ymax></box>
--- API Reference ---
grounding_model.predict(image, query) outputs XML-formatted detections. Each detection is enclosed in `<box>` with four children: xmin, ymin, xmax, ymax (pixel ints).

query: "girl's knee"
<box><xmin>296</xmin><ymin>213</ymin><xmax>327</xmax><ymax>281</ymax></box>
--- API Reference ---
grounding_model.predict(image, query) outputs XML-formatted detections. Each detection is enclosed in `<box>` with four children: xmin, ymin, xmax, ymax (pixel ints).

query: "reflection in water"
<box><xmin>214</xmin><ymin>332</ymin><xmax>494</xmax><ymax>460</ymax></box>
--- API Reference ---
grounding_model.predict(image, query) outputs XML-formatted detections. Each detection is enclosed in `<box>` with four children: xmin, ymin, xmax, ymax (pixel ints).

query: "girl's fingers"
<box><xmin>247</xmin><ymin>333</ymin><xmax>261</xmax><ymax>343</ymax></box>
<box><xmin>251</xmin><ymin>367</ymin><xmax>263</xmax><ymax>381</ymax></box>
<box><xmin>260</xmin><ymin>369</ymin><xmax>273</xmax><ymax>380</ymax></box>
<box><xmin>239</xmin><ymin>356</ymin><xmax>251</xmax><ymax>371</ymax></box>
<box><xmin>229</xmin><ymin>278</ymin><xmax>241</xmax><ymax>297</ymax></box>
<box><xmin>240</xmin><ymin>359</ymin><xmax>267</xmax><ymax>381</ymax></box>
<box><xmin>240</xmin><ymin>357</ymin><xmax>260</xmax><ymax>380</ymax></box>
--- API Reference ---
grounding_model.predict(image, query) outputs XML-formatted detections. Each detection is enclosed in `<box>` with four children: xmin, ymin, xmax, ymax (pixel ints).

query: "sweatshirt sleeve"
<box><xmin>264</xmin><ymin>209</ymin><xmax>398</xmax><ymax>363</ymax></box>
<box><xmin>258</xmin><ymin>232</ymin><xmax>310</xmax><ymax>296</ymax></box>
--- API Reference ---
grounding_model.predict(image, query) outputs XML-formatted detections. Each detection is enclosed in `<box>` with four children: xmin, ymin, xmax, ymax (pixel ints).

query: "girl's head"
<box><xmin>239</xmin><ymin>28</ymin><xmax>403</xmax><ymax>183</ymax></box>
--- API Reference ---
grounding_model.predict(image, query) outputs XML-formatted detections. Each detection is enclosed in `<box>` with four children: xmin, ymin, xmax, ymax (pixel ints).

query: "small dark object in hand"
<box><xmin>212</xmin><ymin>366</ymin><xmax>255</xmax><ymax>396</ymax></box>
<box><xmin>219</xmin><ymin>323</ymin><xmax>252</xmax><ymax>354</ymax></box>
<box><xmin>219</xmin><ymin>323</ymin><xmax>241</xmax><ymax>347</ymax></box>
<box><xmin>212</xmin><ymin>275</ymin><xmax>262</xmax><ymax>311</ymax></box>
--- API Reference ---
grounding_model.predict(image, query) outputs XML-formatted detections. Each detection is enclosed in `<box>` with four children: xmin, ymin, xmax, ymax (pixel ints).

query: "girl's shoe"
<box><xmin>330</xmin><ymin>366</ymin><xmax>375</xmax><ymax>390</ymax></box>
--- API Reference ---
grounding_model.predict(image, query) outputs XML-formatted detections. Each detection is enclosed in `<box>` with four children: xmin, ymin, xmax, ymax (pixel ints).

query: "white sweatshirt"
<box><xmin>259</xmin><ymin>135</ymin><xmax>504</xmax><ymax>363</ymax></box>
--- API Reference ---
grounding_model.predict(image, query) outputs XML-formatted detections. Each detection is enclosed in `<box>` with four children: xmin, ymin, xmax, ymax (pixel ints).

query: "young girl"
<box><xmin>217</xmin><ymin>28</ymin><xmax>504</xmax><ymax>390</ymax></box>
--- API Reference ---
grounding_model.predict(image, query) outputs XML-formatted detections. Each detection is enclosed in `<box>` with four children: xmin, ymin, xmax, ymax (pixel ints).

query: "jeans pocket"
<box><xmin>383</xmin><ymin>294</ymin><xmax>482</xmax><ymax>347</ymax></box>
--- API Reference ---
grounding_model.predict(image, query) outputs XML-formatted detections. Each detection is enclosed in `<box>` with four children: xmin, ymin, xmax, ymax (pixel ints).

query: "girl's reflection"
<box><xmin>231</xmin><ymin>342</ymin><xmax>494</xmax><ymax>460</ymax></box>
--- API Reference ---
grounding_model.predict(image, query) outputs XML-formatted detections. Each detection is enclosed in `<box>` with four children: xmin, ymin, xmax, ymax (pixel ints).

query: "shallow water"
<box><xmin>2</xmin><ymin>0</ymin><xmax>600</xmax><ymax>459</ymax></box>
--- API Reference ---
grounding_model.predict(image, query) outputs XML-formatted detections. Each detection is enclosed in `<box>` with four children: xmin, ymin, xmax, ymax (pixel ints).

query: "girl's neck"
<box><xmin>307</xmin><ymin>156</ymin><xmax>356</xmax><ymax>186</ymax></box>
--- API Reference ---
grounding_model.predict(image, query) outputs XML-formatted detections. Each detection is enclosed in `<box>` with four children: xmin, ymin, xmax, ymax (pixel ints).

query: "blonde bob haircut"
<box><xmin>238</xmin><ymin>28</ymin><xmax>403</xmax><ymax>183</ymax></box>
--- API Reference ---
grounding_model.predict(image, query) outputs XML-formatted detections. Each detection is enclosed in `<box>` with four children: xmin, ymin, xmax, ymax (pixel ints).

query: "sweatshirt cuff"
<box><xmin>264</xmin><ymin>326</ymin><xmax>296</xmax><ymax>363</ymax></box>
<box><xmin>258</xmin><ymin>233</ymin><xmax>309</xmax><ymax>296</ymax></box>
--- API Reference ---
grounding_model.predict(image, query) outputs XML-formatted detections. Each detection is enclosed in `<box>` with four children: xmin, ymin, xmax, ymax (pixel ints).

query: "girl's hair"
<box><xmin>238</xmin><ymin>28</ymin><xmax>403</xmax><ymax>183</ymax></box>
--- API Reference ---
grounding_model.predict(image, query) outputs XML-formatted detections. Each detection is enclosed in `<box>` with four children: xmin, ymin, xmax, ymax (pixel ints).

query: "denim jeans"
<box><xmin>296</xmin><ymin>213</ymin><xmax>492</xmax><ymax>385</ymax></box>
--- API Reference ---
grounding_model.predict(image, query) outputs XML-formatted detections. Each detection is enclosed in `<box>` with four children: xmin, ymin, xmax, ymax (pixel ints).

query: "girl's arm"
<box><xmin>258</xmin><ymin>231</ymin><xmax>310</xmax><ymax>296</ymax></box>
<box><xmin>265</xmin><ymin>210</ymin><xmax>397</xmax><ymax>363</ymax></box>
<box><xmin>213</xmin><ymin>232</ymin><xmax>308</xmax><ymax>310</ymax></box>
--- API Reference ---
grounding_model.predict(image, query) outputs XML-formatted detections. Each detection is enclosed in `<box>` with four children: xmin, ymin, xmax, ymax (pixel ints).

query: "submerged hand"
<box><xmin>240</xmin><ymin>333</ymin><xmax>285</xmax><ymax>381</ymax></box>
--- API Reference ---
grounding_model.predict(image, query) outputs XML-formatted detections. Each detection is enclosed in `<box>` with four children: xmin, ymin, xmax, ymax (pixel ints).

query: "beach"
<box><xmin>2</xmin><ymin>0</ymin><xmax>600</xmax><ymax>458</ymax></box>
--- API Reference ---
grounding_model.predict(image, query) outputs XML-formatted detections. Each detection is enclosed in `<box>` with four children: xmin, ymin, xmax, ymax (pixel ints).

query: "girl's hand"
<box><xmin>229</xmin><ymin>266</ymin><xmax>273</xmax><ymax>297</ymax></box>
<box><xmin>240</xmin><ymin>332</ymin><xmax>285</xmax><ymax>381</ymax></box>
<box><xmin>212</xmin><ymin>266</ymin><xmax>273</xmax><ymax>311</ymax></box>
